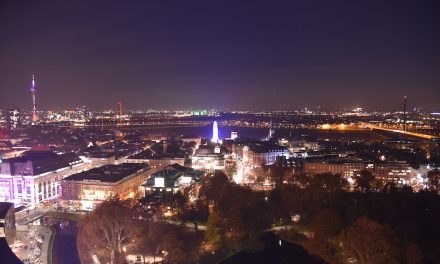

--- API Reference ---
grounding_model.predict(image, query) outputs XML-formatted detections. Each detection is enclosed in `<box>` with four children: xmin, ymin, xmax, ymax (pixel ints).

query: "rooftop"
<box><xmin>248</xmin><ymin>142</ymin><xmax>288</xmax><ymax>153</ymax></box>
<box><xmin>128</xmin><ymin>149</ymin><xmax>185</xmax><ymax>160</ymax></box>
<box><xmin>2</xmin><ymin>151</ymin><xmax>83</xmax><ymax>176</ymax></box>
<box><xmin>144</xmin><ymin>163</ymin><xmax>203</xmax><ymax>187</ymax></box>
<box><xmin>63</xmin><ymin>163</ymin><xmax>149</xmax><ymax>183</ymax></box>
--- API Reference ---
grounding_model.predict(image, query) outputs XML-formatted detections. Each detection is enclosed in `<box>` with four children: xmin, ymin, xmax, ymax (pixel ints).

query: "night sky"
<box><xmin>0</xmin><ymin>0</ymin><xmax>439</xmax><ymax>111</ymax></box>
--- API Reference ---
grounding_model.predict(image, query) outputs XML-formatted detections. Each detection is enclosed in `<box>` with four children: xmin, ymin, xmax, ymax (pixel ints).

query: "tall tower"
<box><xmin>211</xmin><ymin>121</ymin><xmax>219</xmax><ymax>143</ymax></box>
<box><xmin>30</xmin><ymin>74</ymin><xmax>37</xmax><ymax>123</ymax></box>
<box><xmin>403</xmin><ymin>96</ymin><xmax>407</xmax><ymax>132</ymax></box>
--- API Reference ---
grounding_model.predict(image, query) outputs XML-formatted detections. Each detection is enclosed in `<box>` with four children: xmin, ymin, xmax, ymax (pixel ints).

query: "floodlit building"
<box><xmin>61</xmin><ymin>163</ymin><xmax>150</xmax><ymax>210</ymax></box>
<box><xmin>0</xmin><ymin>151</ymin><xmax>85</xmax><ymax>206</ymax></box>
<box><xmin>211</xmin><ymin>121</ymin><xmax>219</xmax><ymax>143</ymax></box>
<box><xmin>126</xmin><ymin>149</ymin><xmax>185</xmax><ymax>168</ymax></box>
<box><xmin>5</xmin><ymin>109</ymin><xmax>22</xmax><ymax>132</ymax></box>
<box><xmin>191</xmin><ymin>145</ymin><xmax>226</xmax><ymax>172</ymax></box>
<box><xmin>233</xmin><ymin>141</ymin><xmax>289</xmax><ymax>167</ymax></box>
<box><xmin>305</xmin><ymin>161</ymin><xmax>371</xmax><ymax>178</ymax></box>
<box><xmin>143</xmin><ymin>164</ymin><xmax>203</xmax><ymax>193</ymax></box>
<box><xmin>374</xmin><ymin>161</ymin><xmax>413</xmax><ymax>185</ymax></box>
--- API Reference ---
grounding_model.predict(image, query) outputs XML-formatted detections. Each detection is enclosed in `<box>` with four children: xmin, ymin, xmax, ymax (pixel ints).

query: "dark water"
<box><xmin>52</xmin><ymin>219</ymin><xmax>81</xmax><ymax>264</ymax></box>
<box><xmin>122</xmin><ymin>125</ymin><xmax>388</xmax><ymax>141</ymax></box>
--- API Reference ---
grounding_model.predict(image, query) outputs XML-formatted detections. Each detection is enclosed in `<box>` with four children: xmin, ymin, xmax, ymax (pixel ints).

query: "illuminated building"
<box><xmin>231</xmin><ymin>131</ymin><xmax>238</xmax><ymax>140</ymax></box>
<box><xmin>211</xmin><ymin>121</ymin><xmax>219</xmax><ymax>143</ymax></box>
<box><xmin>61</xmin><ymin>163</ymin><xmax>150</xmax><ymax>210</ymax></box>
<box><xmin>30</xmin><ymin>74</ymin><xmax>37</xmax><ymax>124</ymax></box>
<box><xmin>5</xmin><ymin>109</ymin><xmax>21</xmax><ymax>132</ymax></box>
<box><xmin>374</xmin><ymin>161</ymin><xmax>413</xmax><ymax>186</ymax></box>
<box><xmin>233</xmin><ymin>141</ymin><xmax>289</xmax><ymax>167</ymax></box>
<box><xmin>143</xmin><ymin>164</ymin><xmax>203</xmax><ymax>193</ymax></box>
<box><xmin>305</xmin><ymin>161</ymin><xmax>372</xmax><ymax>178</ymax></box>
<box><xmin>126</xmin><ymin>150</ymin><xmax>185</xmax><ymax>168</ymax></box>
<box><xmin>191</xmin><ymin>146</ymin><xmax>225</xmax><ymax>172</ymax></box>
<box><xmin>0</xmin><ymin>151</ymin><xmax>85</xmax><ymax>206</ymax></box>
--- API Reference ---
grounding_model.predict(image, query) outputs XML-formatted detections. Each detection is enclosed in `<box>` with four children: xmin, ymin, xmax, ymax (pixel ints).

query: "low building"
<box><xmin>143</xmin><ymin>164</ymin><xmax>203</xmax><ymax>193</ymax></box>
<box><xmin>61</xmin><ymin>163</ymin><xmax>150</xmax><ymax>210</ymax></box>
<box><xmin>374</xmin><ymin>161</ymin><xmax>413</xmax><ymax>186</ymax></box>
<box><xmin>126</xmin><ymin>149</ymin><xmax>185</xmax><ymax>168</ymax></box>
<box><xmin>191</xmin><ymin>145</ymin><xmax>226</xmax><ymax>172</ymax></box>
<box><xmin>79</xmin><ymin>146</ymin><xmax>116</xmax><ymax>167</ymax></box>
<box><xmin>305</xmin><ymin>160</ymin><xmax>372</xmax><ymax>178</ymax></box>
<box><xmin>0</xmin><ymin>151</ymin><xmax>85</xmax><ymax>206</ymax></box>
<box><xmin>233</xmin><ymin>141</ymin><xmax>289</xmax><ymax>167</ymax></box>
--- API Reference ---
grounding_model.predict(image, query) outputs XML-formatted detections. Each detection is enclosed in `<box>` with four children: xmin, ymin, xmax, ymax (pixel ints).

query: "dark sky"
<box><xmin>1</xmin><ymin>0</ymin><xmax>439</xmax><ymax>111</ymax></box>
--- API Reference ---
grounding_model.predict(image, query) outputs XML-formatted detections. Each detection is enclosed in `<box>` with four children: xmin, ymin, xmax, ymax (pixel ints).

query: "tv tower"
<box><xmin>30</xmin><ymin>74</ymin><xmax>37</xmax><ymax>123</ymax></box>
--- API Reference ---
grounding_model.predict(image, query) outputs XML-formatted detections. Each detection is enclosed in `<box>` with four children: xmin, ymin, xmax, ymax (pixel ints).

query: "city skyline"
<box><xmin>1</xmin><ymin>2</ymin><xmax>439</xmax><ymax>264</ymax></box>
<box><xmin>2</xmin><ymin>73</ymin><xmax>439</xmax><ymax>113</ymax></box>
<box><xmin>1</xmin><ymin>1</ymin><xmax>439</xmax><ymax>111</ymax></box>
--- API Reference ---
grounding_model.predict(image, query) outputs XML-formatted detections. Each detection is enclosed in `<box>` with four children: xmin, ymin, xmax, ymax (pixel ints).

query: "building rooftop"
<box><xmin>2</xmin><ymin>151</ymin><xmax>83</xmax><ymax>176</ymax></box>
<box><xmin>248</xmin><ymin>142</ymin><xmax>288</xmax><ymax>153</ymax></box>
<box><xmin>63</xmin><ymin>163</ymin><xmax>149</xmax><ymax>183</ymax></box>
<box><xmin>128</xmin><ymin>149</ymin><xmax>185</xmax><ymax>160</ymax></box>
<box><xmin>144</xmin><ymin>163</ymin><xmax>203</xmax><ymax>187</ymax></box>
<box><xmin>305</xmin><ymin>157</ymin><xmax>372</xmax><ymax>164</ymax></box>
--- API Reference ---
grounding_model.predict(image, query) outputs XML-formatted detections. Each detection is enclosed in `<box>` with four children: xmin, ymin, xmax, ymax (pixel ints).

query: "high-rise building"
<box><xmin>5</xmin><ymin>109</ymin><xmax>21</xmax><ymax>132</ymax></box>
<box><xmin>30</xmin><ymin>74</ymin><xmax>37</xmax><ymax>124</ymax></box>
<box><xmin>211</xmin><ymin>121</ymin><xmax>219</xmax><ymax>143</ymax></box>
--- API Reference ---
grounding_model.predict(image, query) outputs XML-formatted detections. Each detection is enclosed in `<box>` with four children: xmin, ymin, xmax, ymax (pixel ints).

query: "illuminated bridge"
<box><xmin>365</xmin><ymin>124</ymin><xmax>438</xmax><ymax>140</ymax></box>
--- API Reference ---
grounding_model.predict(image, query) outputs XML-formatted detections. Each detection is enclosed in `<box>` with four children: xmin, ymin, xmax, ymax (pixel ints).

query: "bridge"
<box><xmin>365</xmin><ymin>124</ymin><xmax>438</xmax><ymax>140</ymax></box>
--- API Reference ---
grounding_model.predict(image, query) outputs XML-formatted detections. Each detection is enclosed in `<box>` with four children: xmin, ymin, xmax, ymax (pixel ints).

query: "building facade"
<box><xmin>0</xmin><ymin>151</ymin><xmax>85</xmax><ymax>206</ymax></box>
<box><xmin>233</xmin><ymin>141</ymin><xmax>289</xmax><ymax>167</ymax></box>
<box><xmin>61</xmin><ymin>163</ymin><xmax>150</xmax><ymax>210</ymax></box>
<box><xmin>305</xmin><ymin>161</ymin><xmax>371</xmax><ymax>178</ymax></box>
<box><xmin>144</xmin><ymin>164</ymin><xmax>203</xmax><ymax>193</ymax></box>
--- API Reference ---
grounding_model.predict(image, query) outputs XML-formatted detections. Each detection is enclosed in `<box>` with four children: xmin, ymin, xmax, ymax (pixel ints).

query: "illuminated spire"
<box><xmin>31</xmin><ymin>74</ymin><xmax>36</xmax><ymax>91</ymax></box>
<box><xmin>31</xmin><ymin>74</ymin><xmax>37</xmax><ymax>123</ymax></box>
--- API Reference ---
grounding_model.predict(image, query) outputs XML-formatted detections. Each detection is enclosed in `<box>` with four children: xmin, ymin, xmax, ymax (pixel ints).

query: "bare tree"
<box><xmin>80</xmin><ymin>197</ymin><xmax>136</xmax><ymax>264</ymax></box>
<box><xmin>337</xmin><ymin>217</ymin><xmax>399</xmax><ymax>264</ymax></box>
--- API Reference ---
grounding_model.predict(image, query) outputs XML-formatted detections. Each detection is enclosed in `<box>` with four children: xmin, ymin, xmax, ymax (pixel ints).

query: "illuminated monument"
<box><xmin>30</xmin><ymin>74</ymin><xmax>37</xmax><ymax>123</ymax></box>
<box><xmin>265</xmin><ymin>119</ymin><xmax>275</xmax><ymax>141</ymax></box>
<box><xmin>211</xmin><ymin>121</ymin><xmax>219</xmax><ymax>143</ymax></box>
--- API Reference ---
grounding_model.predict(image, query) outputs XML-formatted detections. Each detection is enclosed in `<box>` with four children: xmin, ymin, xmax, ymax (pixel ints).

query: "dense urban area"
<box><xmin>1</xmin><ymin>106</ymin><xmax>440</xmax><ymax>264</ymax></box>
<box><xmin>1</xmin><ymin>1</ymin><xmax>439</xmax><ymax>264</ymax></box>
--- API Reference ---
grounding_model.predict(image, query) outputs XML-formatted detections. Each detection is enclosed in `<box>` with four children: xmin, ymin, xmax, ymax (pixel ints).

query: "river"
<box><xmin>51</xmin><ymin>219</ymin><xmax>81</xmax><ymax>264</ymax></box>
<box><xmin>119</xmin><ymin>125</ymin><xmax>390</xmax><ymax>141</ymax></box>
